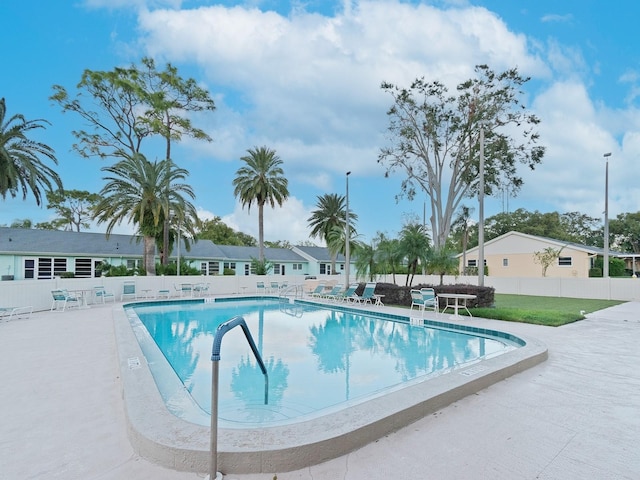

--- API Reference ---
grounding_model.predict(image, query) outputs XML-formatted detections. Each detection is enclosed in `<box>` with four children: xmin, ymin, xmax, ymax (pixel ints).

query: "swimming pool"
<box><xmin>115</xmin><ymin>297</ymin><xmax>547</xmax><ymax>474</ymax></box>
<box><xmin>128</xmin><ymin>298</ymin><xmax>519</xmax><ymax>428</ymax></box>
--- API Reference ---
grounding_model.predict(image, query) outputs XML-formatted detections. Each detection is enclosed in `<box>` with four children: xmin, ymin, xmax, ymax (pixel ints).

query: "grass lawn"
<box><xmin>467</xmin><ymin>294</ymin><xmax>625</xmax><ymax>327</ymax></box>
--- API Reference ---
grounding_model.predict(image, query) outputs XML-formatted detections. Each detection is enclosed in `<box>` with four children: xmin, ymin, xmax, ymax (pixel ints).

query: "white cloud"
<box><xmin>223</xmin><ymin>196</ymin><xmax>315</xmax><ymax>244</ymax></box>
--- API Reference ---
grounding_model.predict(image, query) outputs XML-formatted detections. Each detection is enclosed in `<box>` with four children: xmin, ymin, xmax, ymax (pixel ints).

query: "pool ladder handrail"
<box><xmin>279</xmin><ymin>284</ymin><xmax>304</xmax><ymax>300</ymax></box>
<box><xmin>209</xmin><ymin>316</ymin><xmax>268</xmax><ymax>479</ymax></box>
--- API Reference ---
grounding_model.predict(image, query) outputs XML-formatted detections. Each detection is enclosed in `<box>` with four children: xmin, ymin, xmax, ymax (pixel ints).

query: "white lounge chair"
<box><xmin>121</xmin><ymin>281</ymin><xmax>137</xmax><ymax>301</ymax></box>
<box><xmin>51</xmin><ymin>289</ymin><xmax>80</xmax><ymax>311</ymax></box>
<box><xmin>94</xmin><ymin>286</ymin><xmax>115</xmax><ymax>304</ymax></box>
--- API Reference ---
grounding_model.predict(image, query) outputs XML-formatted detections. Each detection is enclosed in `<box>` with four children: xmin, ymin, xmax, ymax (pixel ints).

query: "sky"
<box><xmin>2</xmin><ymin>0</ymin><xmax>639</xmax><ymax>246</ymax></box>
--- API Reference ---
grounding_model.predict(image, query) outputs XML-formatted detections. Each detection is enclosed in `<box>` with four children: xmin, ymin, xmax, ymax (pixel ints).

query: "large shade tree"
<box><xmin>51</xmin><ymin>58</ymin><xmax>215</xmax><ymax>261</ymax></box>
<box><xmin>44</xmin><ymin>189</ymin><xmax>101</xmax><ymax>232</ymax></box>
<box><xmin>94</xmin><ymin>154</ymin><xmax>198</xmax><ymax>275</ymax></box>
<box><xmin>232</xmin><ymin>146</ymin><xmax>289</xmax><ymax>261</ymax></box>
<box><xmin>308</xmin><ymin>193</ymin><xmax>358</xmax><ymax>275</ymax></box>
<box><xmin>379</xmin><ymin>65</ymin><xmax>545</xmax><ymax>249</ymax></box>
<box><xmin>0</xmin><ymin>98</ymin><xmax>62</xmax><ymax>205</ymax></box>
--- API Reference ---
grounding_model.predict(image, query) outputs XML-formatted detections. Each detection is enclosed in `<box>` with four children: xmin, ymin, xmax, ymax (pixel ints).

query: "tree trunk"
<box><xmin>144</xmin><ymin>235</ymin><xmax>156</xmax><ymax>275</ymax></box>
<box><xmin>258</xmin><ymin>202</ymin><xmax>265</xmax><ymax>261</ymax></box>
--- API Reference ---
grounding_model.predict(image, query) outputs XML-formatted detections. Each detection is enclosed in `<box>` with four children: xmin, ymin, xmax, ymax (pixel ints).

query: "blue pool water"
<box><xmin>127</xmin><ymin>298</ymin><xmax>519</xmax><ymax>428</ymax></box>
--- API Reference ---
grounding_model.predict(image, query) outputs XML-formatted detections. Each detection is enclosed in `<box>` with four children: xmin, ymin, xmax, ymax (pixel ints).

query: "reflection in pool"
<box><xmin>127</xmin><ymin>298</ymin><xmax>519</xmax><ymax>427</ymax></box>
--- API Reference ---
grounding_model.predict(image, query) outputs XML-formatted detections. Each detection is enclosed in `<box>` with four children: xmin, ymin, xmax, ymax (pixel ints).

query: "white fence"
<box><xmin>2</xmin><ymin>273</ymin><xmax>639</xmax><ymax>313</ymax></box>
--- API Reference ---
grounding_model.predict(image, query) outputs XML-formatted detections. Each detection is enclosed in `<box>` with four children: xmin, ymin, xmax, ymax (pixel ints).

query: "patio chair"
<box><xmin>51</xmin><ymin>289</ymin><xmax>80</xmax><ymax>311</ymax></box>
<box><xmin>420</xmin><ymin>288</ymin><xmax>438</xmax><ymax>313</ymax></box>
<box><xmin>337</xmin><ymin>283</ymin><xmax>360</xmax><ymax>302</ymax></box>
<box><xmin>121</xmin><ymin>281</ymin><xmax>137</xmax><ymax>301</ymax></box>
<box><xmin>323</xmin><ymin>284</ymin><xmax>345</xmax><ymax>301</ymax></box>
<box><xmin>308</xmin><ymin>283</ymin><xmax>326</xmax><ymax>298</ymax></box>
<box><xmin>256</xmin><ymin>281</ymin><xmax>266</xmax><ymax>295</ymax></box>
<box><xmin>94</xmin><ymin>286</ymin><xmax>115</xmax><ymax>304</ymax></box>
<box><xmin>350</xmin><ymin>282</ymin><xmax>377</xmax><ymax>304</ymax></box>
<box><xmin>410</xmin><ymin>288</ymin><xmax>437</xmax><ymax>316</ymax></box>
<box><xmin>180</xmin><ymin>283</ymin><xmax>194</xmax><ymax>297</ymax></box>
<box><xmin>269</xmin><ymin>281</ymin><xmax>280</xmax><ymax>294</ymax></box>
<box><xmin>0</xmin><ymin>305</ymin><xmax>33</xmax><ymax>320</ymax></box>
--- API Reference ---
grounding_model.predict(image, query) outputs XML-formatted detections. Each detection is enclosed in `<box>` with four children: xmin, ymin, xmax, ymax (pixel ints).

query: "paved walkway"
<box><xmin>1</xmin><ymin>302</ymin><xmax>639</xmax><ymax>479</ymax></box>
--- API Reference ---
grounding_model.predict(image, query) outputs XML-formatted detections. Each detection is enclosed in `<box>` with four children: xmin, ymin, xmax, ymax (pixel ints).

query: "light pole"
<box><xmin>345</xmin><ymin>171</ymin><xmax>351</xmax><ymax>287</ymax></box>
<box><xmin>478</xmin><ymin>124</ymin><xmax>485</xmax><ymax>287</ymax></box>
<box><xmin>603</xmin><ymin>152</ymin><xmax>612</xmax><ymax>278</ymax></box>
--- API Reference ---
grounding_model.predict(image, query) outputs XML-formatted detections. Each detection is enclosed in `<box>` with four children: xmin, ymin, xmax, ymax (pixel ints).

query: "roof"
<box><xmin>0</xmin><ymin>227</ymin><xmax>309</xmax><ymax>263</ymax></box>
<box><xmin>458</xmin><ymin>230</ymin><xmax>628</xmax><ymax>258</ymax></box>
<box><xmin>293</xmin><ymin>245</ymin><xmax>345</xmax><ymax>262</ymax></box>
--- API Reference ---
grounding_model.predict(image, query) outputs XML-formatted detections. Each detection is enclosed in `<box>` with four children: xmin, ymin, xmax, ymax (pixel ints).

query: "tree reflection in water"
<box><xmin>133</xmin><ymin>300</ymin><xmax>505</xmax><ymax>425</ymax></box>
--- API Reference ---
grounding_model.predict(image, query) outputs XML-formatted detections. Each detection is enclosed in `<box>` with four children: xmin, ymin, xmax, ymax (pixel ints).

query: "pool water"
<box><xmin>128</xmin><ymin>298</ymin><xmax>518</xmax><ymax>427</ymax></box>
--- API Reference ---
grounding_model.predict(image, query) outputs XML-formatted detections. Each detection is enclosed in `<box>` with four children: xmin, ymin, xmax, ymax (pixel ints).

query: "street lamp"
<box><xmin>603</xmin><ymin>152</ymin><xmax>612</xmax><ymax>278</ymax></box>
<box><xmin>478</xmin><ymin>124</ymin><xmax>485</xmax><ymax>287</ymax></box>
<box><xmin>345</xmin><ymin>171</ymin><xmax>351</xmax><ymax>287</ymax></box>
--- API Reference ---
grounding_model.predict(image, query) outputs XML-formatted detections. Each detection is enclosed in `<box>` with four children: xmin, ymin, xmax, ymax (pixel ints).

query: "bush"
<box><xmin>60</xmin><ymin>271</ymin><xmax>75</xmax><ymax>278</ymax></box>
<box><xmin>223</xmin><ymin>268</ymin><xmax>236</xmax><ymax>275</ymax></box>
<box><xmin>370</xmin><ymin>282</ymin><xmax>494</xmax><ymax>309</ymax></box>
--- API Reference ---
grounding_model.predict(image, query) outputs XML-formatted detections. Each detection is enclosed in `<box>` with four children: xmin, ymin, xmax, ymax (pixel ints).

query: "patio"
<box><xmin>1</xmin><ymin>301</ymin><xmax>639</xmax><ymax>479</ymax></box>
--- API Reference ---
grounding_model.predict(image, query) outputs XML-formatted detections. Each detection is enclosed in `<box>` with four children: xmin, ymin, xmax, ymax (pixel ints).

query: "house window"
<box><xmin>292</xmin><ymin>263</ymin><xmax>302</xmax><ymax>270</ymax></box>
<box><xmin>209</xmin><ymin>261</ymin><xmax>219</xmax><ymax>275</ymax></box>
<box><xmin>24</xmin><ymin>259</ymin><xmax>35</xmax><ymax>279</ymax></box>
<box><xmin>320</xmin><ymin>263</ymin><xmax>331</xmax><ymax>274</ymax></box>
<box><xmin>74</xmin><ymin>258</ymin><xmax>92</xmax><ymax>278</ymax></box>
<box><xmin>200</xmin><ymin>262</ymin><xmax>207</xmax><ymax>275</ymax></box>
<box><xmin>37</xmin><ymin>257</ymin><xmax>67</xmax><ymax>279</ymax></box>
<box><xmin>503</xmin><ymin>258</ymin><xmax>509</xmax><ymax>267</ymax></box>
<box><xmin>558</xmin><ymin>257</ymin><xmax>572</xmax><ymax>266</ymax></box>
<box><xmin>467</xmin><ymin>259</ymin><xmax>477</xmax><ymax>267</ymax></box>
<box><xmin>223</xmin><ymin>262</ymin><xmax>236</xmax><ymax>272</ymax></box>
<box><xmin>245</xmin><ymin>264</ymin><xmax>250</xmax><ymax>275</ymax></box>
<box><xmin>273</xmin><ymin>263</ymin><xmax>281</xmax><ymax>275</ymax></box>
<box><xmin>126</xmin><ymin>259</ymin><xmax>139</xmax><ymax>270</ymax></box>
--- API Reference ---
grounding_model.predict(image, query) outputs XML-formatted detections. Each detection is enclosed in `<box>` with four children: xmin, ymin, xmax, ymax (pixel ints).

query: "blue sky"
<box><xmin>2</xmin><ymin>0</ymin><xmax>639</xmax><ymax>245</ymax></box>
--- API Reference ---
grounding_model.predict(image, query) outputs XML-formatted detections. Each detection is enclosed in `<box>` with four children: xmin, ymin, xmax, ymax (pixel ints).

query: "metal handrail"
<box><xmin>209</xmin><ymin>316</ymin><xmax>268</xmax><ymax>479</ymax></box>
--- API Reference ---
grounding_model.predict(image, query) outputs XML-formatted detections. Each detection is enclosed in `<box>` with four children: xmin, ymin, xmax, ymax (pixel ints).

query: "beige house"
<box><xmin>458</xmin><ymin>231</ymin><xmax>630</xmax><ymax>278</ymax></box>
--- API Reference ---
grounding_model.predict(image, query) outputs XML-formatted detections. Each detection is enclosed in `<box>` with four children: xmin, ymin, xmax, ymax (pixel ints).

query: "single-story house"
<box><xmin>0</xmin><ymin>227</ymin><xmax>352</xmax><ymax>280</ymax></box>
<box><xmin>458</xmin><ymin>231</ymin><xmax>634</xmax><ymax>278</ymax></box>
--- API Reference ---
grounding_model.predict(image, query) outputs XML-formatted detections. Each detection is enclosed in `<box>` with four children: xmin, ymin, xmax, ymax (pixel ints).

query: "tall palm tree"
<box><xmin>452</xmin><ymin>205</ymin><xmax>474</xmax><ymax>275</ymax></box>
<box><xmin>308</xmin><ymin>193</ymin><xmax>358</xmax><ymax>274</ymax></box>
<box><xmin>398</xmin><ymin>222</ymin><xmax>431</xmax><ymax>286</ymax></box>
<box><xmin>94</xmin><ymin>154</ymin><xmax>197</xmax><ymax>275</ymax></box>
<box><xmin>233</xmin><ymin>146</ymin><xmax>289</xmax><ymax>261</ymax></box>
<box><xmin>0</xmin><ymin>98</ymin><xmax>62</xmax><ymax>204</ymax></box>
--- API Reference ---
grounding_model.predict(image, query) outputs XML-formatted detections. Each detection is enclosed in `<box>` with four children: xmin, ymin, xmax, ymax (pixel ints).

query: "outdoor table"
<box><xmin>68</xmin><ymin>289</ymin><xmax>93</xmax><ymax>309</ymax></box>
<box><xmin>373</xmin><ymin>294</ymin><xmax>385</xmax><ymax>306</ymax></box>
<box><xmin>438</xmin><ymin>293</ymin><xmax>476</xmax><ymax>317</ymax></box>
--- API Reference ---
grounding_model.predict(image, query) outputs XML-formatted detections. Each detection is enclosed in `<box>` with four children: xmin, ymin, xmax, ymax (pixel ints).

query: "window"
<box><xmin>503</xmin><ymin>258</ymin><xmax>509</xmax><ymax>267</ymax></box>
<box><xmin>223</xmin><ymin>262</ymin><xmax>236</xmax><ymax>271</ymax></box>
<box><xmin>273</xmin><ymin>263</ymin><xmax>281</xmax><ymax>275</ymax></box>
<box><xmin>200</xmin><ymin>262</ymin><xmax>207</xmax><ymax>275</ymax></box>
<box><xmin>292</xmin><ymin>263</ymin><xmax>302</xmax><ymax>270</ymax></box>
<box><xmin>24</xmin><ymin>259</ymin><xmax>35</xmax><ymax>279</ymax></box>
<box><xmin>245</xmin><ymin>264</ymin><xmax>250</xmax><ymax>275</ymax></box>
<box><xmin>558</xmin><ymin>257</ymin><xmax>572</xmax><ymax>266</ymax></box>
<box><xmin>467</xmin><ymin>259</ymin><xmax>477</xmax><ymax>267</ymax></box>
<box><xmin>320</xmin><ymin>263</ymin><xmax>331</xmax><ymax>274</ymax></box>
<box><xmin>37</xmin><ymin>257</ymin><xmax>67</xmax><ymax>279</ymax></box>
<box><xmin>126</xmin><ymin>259</ymin><xmax>140</xmax><ymax>270</ymax></box>
<box><xmin>209</xmin><ymin>261</ymin><xmax>219</xmax><ymax>275</ymax></box>
<box><xmin>74</xmin><ymin>258</ymin><xmax>92</xmax><ymax>278</ymax></box>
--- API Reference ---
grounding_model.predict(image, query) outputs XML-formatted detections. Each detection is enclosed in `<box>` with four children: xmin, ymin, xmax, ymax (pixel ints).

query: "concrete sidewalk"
<box><xmin>1</xmin><ymin>302</ymin><xmax>639</xmax><ymax>479</ymax></box>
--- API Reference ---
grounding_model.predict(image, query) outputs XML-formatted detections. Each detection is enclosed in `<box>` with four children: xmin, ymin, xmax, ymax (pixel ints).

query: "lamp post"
<box><xmin>603</xmin><ymin>152</ymin><xmax>612</xmax><ymax>278</ymax></box>
<box><xmin>478</xmin><ymin>124</ymin><xmax>485</xmax><ymax>287</ymax></box>
<box><xmin>345</xmin><ymin>171</ymin><xmax>351</xmax><ymax>287</ymax></box>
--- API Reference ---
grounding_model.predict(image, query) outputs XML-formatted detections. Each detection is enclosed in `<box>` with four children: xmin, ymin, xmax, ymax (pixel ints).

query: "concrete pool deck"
<box><xmin>1</xmin><ymin>300</ymin><xmax>639</xmax><ymax>479</ymax></box>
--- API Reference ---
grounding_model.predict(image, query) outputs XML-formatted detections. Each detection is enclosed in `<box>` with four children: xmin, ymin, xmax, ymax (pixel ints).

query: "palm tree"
<box><xmin>233</xmin><ymin>146</ymin><xmax>289</xmax><ymax>261</ymax></box>
<box><xmin>94</xmin><ymin>154</ymin><xmax>197</xmax><ymax>275</ymax></box>
<box><xmin>308</xmin><ymin>193</ymin><xmax>358</xmax><ymax>274</ymax></box>
<box><xmin>398</xmin><ymin>222</ymin><xmax>431</xmax><ymax>286</ymax></box>
<box><xmin>452</xmin><ymin>205</ymin><xmax>474</xmax><ymax>275</ymax></box>
<box><xmin>372</xmin><ymin>232</ymin><xmax>403</xmax><ymax>283</ymax></box>
<box><xmin>353</xmin><ymin>241</ymin><xmax>377</xmax><ymax>281</ymax></box>
<box><xmin>427</xmin><ymin>247</ymin><xmax>459</xmax><ymax>285</ymax></box>
<box><xmin>0</xmin><ymin>98</ymin><xmax>62</xmax><ymax>205</ymax></box>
